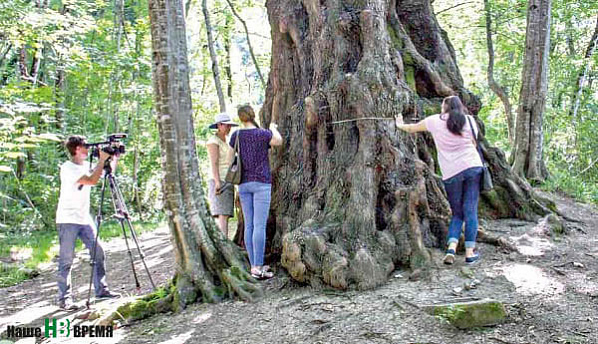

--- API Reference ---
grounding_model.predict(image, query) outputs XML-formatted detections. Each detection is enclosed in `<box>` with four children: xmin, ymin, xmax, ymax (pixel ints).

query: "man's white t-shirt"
<box><xmin>56</xmin><ymin>161</ymin><xmax>95</xmax><ymax>225</ymax></box>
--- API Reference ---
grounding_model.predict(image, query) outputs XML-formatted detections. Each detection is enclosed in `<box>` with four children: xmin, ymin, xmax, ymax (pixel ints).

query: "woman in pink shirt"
<box><xmin>396</xmin><ymin>96</ymin><xmax>483</xmax><ymax>265</ymax></box>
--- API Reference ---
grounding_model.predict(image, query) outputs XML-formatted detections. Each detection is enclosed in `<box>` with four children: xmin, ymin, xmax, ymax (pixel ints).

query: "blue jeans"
<box><xmin>238</xmin><ymin>182</ymin><xmax>272</xmax><ymax>266</ymax></box>
<box><xmin>443</xmin><ymin>167</ymin><xmax>483</xmax><ymax>249</ymax></box>
<box><xmin>57</xmin><ymin>223</ymin><xmax>108</xmax><ymax>302</ymax></box>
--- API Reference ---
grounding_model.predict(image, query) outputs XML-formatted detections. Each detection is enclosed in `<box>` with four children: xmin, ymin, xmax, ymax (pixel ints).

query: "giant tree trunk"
<box><xmin>148</xmin><ymin>0</ymin><xmax>261</xmax><ymax>307</ymax></box>
<box><xmin>512</xmin><ymin>0</ymin><xmax>551</xmax><ymax>182</ymax></box>
<box><xmin>261</xmin><ymin>0</ymin><xmax>552</xmax><ymax>290</ymax></box>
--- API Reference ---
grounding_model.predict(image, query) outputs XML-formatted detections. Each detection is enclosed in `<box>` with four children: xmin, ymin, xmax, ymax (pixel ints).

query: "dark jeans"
<box><xmin>57</xmin><ymin>223</ymin><xmax>108</xmax><ymax>302</ymax></box>
<box><xmin>443</xmin><ymin>167</ymin><xmax>483</xmax><ymax>248</ymax></box>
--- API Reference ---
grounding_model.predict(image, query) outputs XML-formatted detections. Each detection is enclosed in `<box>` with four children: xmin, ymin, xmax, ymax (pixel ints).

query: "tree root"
<box><xmin>477</xmin><ymin>229</ymin><xmax>518</xmax><ymax>253</ymax></box>
<box><xmin>220</xmin><ymin>266</ymin><xmax>263</xmax><ymax>302</ymax></box>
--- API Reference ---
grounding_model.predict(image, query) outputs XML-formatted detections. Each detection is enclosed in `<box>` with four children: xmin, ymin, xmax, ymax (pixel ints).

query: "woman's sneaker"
<box><xmin>443</xmin><ymin>249</ymin><xmax>456</xmax><ymax>265</ymax></box>
<box><xmin>465</xmin><ymin>252</ymin><xmax>480</xmax><ymax>265</ymax></box>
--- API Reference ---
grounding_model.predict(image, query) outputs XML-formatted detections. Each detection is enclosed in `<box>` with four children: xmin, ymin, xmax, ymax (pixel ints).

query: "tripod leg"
<box><xmin>86</xmin><ymin>174</ymin><xmax>108</xmax><ymax>309</ymax></box>
<box><xmin>124</xmin><ymin>217</ymin><xmax>157</xmax><ymax>290</ymax></box>
<box><xmin>111</xmin><ymin>175</ymin><xmax>156</xmax><ymax>290</ymax></box>
<box><xmin>118</xmin><ymin>218</ymin><xmax>141</xmax><ymax>290</ymax></box>
<box><xmin>107</xmin><ymin>175</ymin><xmax>142</xmax><ymax>291</ymax></box>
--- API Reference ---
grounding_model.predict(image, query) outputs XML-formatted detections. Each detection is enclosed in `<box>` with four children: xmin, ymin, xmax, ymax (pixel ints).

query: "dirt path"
<box><xmin>1</xmin><ymin>191</ymin><xmax>597</xmax><ymax>344</ymax></box>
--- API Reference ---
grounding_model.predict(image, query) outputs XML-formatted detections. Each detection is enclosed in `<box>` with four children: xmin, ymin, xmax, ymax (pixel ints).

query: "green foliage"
<box><xmin>436</xmin><ymin>0</ymin><xmax>598</xmax><ymax>205</ymax></box>
<box><xmin>0</xmin><ymin>264</ymin><xmax>29</xmax><ymax>288</ymax></box>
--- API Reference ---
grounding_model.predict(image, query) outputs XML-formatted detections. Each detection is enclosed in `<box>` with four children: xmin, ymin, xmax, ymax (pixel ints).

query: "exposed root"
<box><xmin>477</xmin><ymin>229</ymin><xmax>518</xmax><ymax>253</ymax></box>
<box><xmin>220</xmin><ymin>266</ymin><xmax>264</xmax><ymax>302</ymax></box>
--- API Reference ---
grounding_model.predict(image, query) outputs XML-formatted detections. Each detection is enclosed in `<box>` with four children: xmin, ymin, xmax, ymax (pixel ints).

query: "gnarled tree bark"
<box><xmin>260</xmin><ymin>0</ymin><xmax>552</xmax><ymax>290</ymax></box>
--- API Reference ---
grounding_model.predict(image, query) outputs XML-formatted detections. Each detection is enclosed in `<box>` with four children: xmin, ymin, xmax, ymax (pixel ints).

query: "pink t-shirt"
<box><xmin>423</xmin><ymin>114</ymin><xmax>483</xmax><ymax>180</ymax></box>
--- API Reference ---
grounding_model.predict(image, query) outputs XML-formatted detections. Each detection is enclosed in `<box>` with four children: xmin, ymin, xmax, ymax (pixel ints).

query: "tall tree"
<box><xmin>223</xmin><ymin>12</ymin><xmax>234</xmax><ymax>103</ymax></box>
<box><xmin>225</xmin><ymin>0</ymin><xmax>266</xmax><ymax>89</ymax></box>
<box><xmin>261</xmin><ymin>0</ymin><xmax>553</xmax><ymax>290</ymax></box>
<box><xmin>484</xmin><ymin>0</ymin><xmax>514</xmax><ymax>146</ymax></box>
<box><xmin>202</xmin><ymin>0</ymin><xmax>227</xmax><ymax>112</ymax></box>
<box><xmin>512</xmin><ymin>0</ymin><xmax>551</xmax><ymax>181</ymax></box>
<box><xmin>569</xmin><ymin>15</ymin><xmax>598</xmax><ymax>138</ymax></box>
<box><xmin>148</xmin><ymin>0</ymin><xmax>261</xmax><ymax>306</ymax></box>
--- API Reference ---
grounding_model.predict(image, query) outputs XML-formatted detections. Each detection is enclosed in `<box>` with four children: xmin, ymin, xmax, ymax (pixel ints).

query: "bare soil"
<box><xmin>1</xmin><ymin>191</ymin><xmax>597</xmax><ymax>344</ymax></box>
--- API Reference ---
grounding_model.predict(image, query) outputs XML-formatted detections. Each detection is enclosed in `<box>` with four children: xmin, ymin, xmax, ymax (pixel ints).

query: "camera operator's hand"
<box><xmin>99</xmin><ymin>150</ymin><xmax>111</xmax><ymax>162</ymax></box>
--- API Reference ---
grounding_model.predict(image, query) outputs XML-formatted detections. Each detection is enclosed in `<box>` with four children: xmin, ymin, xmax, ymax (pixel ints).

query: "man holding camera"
<box><xmin>55</xmin><ymin>135</ymin><xmax>120</xmax><ymax>310</ymax></box>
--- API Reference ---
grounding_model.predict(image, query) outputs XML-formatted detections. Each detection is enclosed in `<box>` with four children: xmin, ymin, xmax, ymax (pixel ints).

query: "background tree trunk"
<box><xmin>223</xmin><ymin>13</ymin><xmax>234</xmax><ymax>103</ymax></box>
<box><xmin>148</xmin><ymin>0</ymin><xmax>261</xmax><ymax>307</ymax></box>
<box><xmin>512</xmin><ymin>0</ymin><xmax>551</xmax><ymax>182</ymax></box>
<box><xmin>225</xmin><ymin>0</ymin><xmax>266</xmax><ymax>89</ymax></box>
<box><xmin>484</xmin><ymin>0</ymin><xmax>514</xmax><ymax>146</ymax></box>
<box><xmin>569</xmin><ymin>15</ymin><xmax>598</xmax><ymax>146</ymax></box>
<box><xmin>202</xmin><ymin>0</ymin><xmax>227</xmax><ymax>112</ymax></box>
<box><xmin>261</xmin><ymin>0</ymin><xmax>553</xmax><ymax>290</ymax></box>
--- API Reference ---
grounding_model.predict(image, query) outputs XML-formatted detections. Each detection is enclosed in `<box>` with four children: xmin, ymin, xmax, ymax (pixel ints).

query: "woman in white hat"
<box><xmin>206</xmin><ymin>112</ymin><xmax>238</xmax><ymax>237</ymax></box>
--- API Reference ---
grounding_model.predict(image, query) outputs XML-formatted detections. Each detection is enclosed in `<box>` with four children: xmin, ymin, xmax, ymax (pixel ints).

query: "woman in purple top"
<box><xmin>229</xmin><ymin>105</ymin><xmax>282</xmax><ymax>279</ymax></box>
<box><xmin>395</xmin><ymin>96</ymin><xmax>483</xmax><ymax>265</ymax></box>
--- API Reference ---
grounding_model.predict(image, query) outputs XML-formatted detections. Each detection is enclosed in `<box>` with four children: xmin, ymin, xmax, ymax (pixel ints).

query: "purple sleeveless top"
<box><xmin>229</xmin><ymin>128</ymin><xmax>273</xmax><ymax>184</ymax></box>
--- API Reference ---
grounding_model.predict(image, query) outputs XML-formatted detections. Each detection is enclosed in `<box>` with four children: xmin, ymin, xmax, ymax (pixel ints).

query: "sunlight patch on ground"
<box><xmin>498</xmin><ymin>263</ymin><xmax>564</xmax><ymax>296</ymax></box>
<box><xmin>0</xmin><ymin>301</ymin><xmax>54</xmax><ymax>329</ymax></box>
<box><xmin>510</xmin><ymin>233</ymin><xmax>554</xmax><ymax>256</ymax></box>
<box><xmin>156</xmin><ymin>330</ymin><xmax>194</xmax><ymax>344</ymax></box>
<box><xmin>193</xmin><ymin>312</ymin><xmax>212</xmax><ymax>324</ymax></box>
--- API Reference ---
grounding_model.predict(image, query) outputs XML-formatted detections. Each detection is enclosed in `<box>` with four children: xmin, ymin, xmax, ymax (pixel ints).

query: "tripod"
<box><xmin>86</xmin><ymin>157</ymin><xmax>156</xmax><ymax>308</ymax></box>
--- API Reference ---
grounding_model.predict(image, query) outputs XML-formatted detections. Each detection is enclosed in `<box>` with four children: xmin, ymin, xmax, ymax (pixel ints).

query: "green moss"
<box><xmin>480</xmin><ymin>187</ymin><xmax>511</xmax><ymax>218</ymax></box>
<box><xmin>387</xmin><ymin>23</ymin><xmax>403</xmax><ymax>50</ymax></box>
<box><xmin>421</xmin><ymin>101</ymin><xmax>441</xmax><ymax>116</ymax></box>
<box><xmin>434</xmin><ymin>304</ymin><xmax>466</xmax><ymax>324</ymax></box>
<box><xmin>404</xmin><ymin>65</ymin><xmax>416</xmax><ymax>91</ymax></box>
<box><xmin>431</xmin><ymin>300</ymin><xmax>506</xmax><ymax>329</ymax></box>
<box><xmin>409</xmin><ymin>250</ymin><xmax>429</xmax><ymax>270</ymax></box>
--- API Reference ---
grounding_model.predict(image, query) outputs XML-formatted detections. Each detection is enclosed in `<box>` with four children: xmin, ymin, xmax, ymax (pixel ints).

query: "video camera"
<box><xmin>84</xmin><ymin>133</ymin><xmax>127</xmax><ymax>158</ymax></box>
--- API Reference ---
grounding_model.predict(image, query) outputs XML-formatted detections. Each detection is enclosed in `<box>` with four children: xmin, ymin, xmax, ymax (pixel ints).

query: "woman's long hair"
<box><xmin>237</xmin><ymin>105</ymin><xmax>260</xmax><ymax>128</ymax></box>
<box><xmin>443</xmin><ymin>96</ymin><xmax>466</xmax><ymax>136</ymax></box>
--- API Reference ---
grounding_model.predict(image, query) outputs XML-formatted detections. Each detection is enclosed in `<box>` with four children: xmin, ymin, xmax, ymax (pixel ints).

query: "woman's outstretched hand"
<box><xmin>395</xmin><ymin>114</ymin><xmax>404</xmax><ymax>128</ymax></box>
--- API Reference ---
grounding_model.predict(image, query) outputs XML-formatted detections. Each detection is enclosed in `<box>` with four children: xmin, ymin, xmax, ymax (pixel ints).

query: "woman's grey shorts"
<box><xmin>208</xmin><ymin>179</ymin><xmax>234</xmax><ymax>217</ymax></box>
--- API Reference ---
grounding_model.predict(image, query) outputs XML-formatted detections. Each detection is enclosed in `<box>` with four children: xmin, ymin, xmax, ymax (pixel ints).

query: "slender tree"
<box><xmin>225</xmin><ymin>0</ymin><xmax>266</xmax><ymax>89</ymax></box>
<box><xmin>484</xmin><ymin>0</ymin><xmax>514</xmax><ymax>146</ymax></box>
<box><xmin>512</xmin><ymin>0</ymin><xmax>551</xmax><ymax>181</ymax></box>
<box><xmin>569</xmin><ymin>15</ymin><xmax>598</xmax><ymax>139</ymax></box>
<box><xmin>202</xmin><ymin>0</ymin><xmax>227</xmax><ymax>112</ymax></box>
<box><xmin>148</xmin><ymin>0</ymin><xmax>261</xmax><ymax>306</ymax></box>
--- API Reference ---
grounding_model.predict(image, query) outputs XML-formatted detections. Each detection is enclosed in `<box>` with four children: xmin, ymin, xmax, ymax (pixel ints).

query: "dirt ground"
<box><xmin>1</xmin><ymin>190</ymin><xmax>597</xmax><ymax>344</ymax></box>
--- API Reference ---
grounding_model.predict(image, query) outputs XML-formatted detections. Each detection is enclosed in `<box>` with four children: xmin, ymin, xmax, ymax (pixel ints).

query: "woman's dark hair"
<box><xmin>237</xmin><ymin>105</ymin><xmax>260</xmax><ymax>128</ymax></box>
<box><xmin>444</xmin><ymin>96</ymin><xmax>466</xmax><ymax>136</ymax></box>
